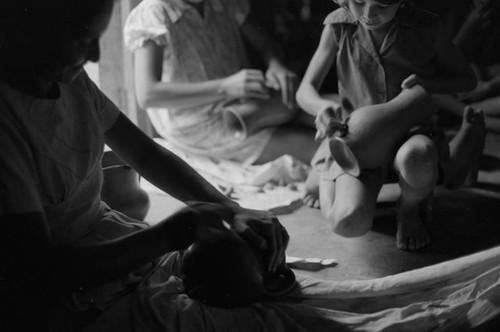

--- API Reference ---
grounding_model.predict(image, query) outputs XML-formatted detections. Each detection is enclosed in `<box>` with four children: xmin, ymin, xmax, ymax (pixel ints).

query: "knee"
<box><xmin>396</xmin><ymin>139</ymin><xmax>438</xmax><ymax>188</ymax></box>
<box><xmin>329</xmin><ymin>205</ymin><xmax>373</xmax><ymax>237</ymax></box>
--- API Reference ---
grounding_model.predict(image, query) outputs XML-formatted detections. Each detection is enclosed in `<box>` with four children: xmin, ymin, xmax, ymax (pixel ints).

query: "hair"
<box><xmin>333</xmin><ymin>0</ymin><xmax>415</xmax><ymax>18</ymax></box>
<box><xmin>181</xmin><ymin>230</ymin><xmax>265</xmax><ymax>308</ymax></box>
<box><xmin>0</xmin><ymin>0</ymin><xmax>114</xmax><ymax>34</ymax></box>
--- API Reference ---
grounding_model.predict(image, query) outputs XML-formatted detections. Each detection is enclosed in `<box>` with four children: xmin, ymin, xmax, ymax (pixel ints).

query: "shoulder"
<box><xmin>127</xmin><ymin>0</ymin><xmax>183</xmax><ymax>26</ymax></box>
<box><xmin>0</xmin><ymin>82</ymin><xmax>33</xmax><ymax>124</ymax></box>
<box><xmin>323</xmin><ymin>7</ymin><xmax>357</xmax><ymax>26</ymax></box>
<box><xmin>71</xmin><ymin>72</ymin><xmax>120</xmax><ymax>130</ymax></box>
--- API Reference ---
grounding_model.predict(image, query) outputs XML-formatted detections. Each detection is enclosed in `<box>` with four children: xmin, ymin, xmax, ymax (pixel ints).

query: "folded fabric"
<box><xmin>141</xmin><ymin>138</ymin><xmax>309</xmax><ymax>213</ymax></box>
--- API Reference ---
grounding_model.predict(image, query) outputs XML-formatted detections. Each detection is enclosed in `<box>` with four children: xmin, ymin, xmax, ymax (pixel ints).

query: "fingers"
<box><xmin>401</xmin><ymin>74</ymin><xmax>417</xmax><ymax>89</ymax></box>
<box><xmin>280</xmin><ymin>73</ymin><xmax>299</xmax><ymax>109</ymax></box>
<box><xmin>315</xmin><ymin>107</ymin><xmax>337</xmax><ymax>139</ymax></box>
<box><xmin>266</xmin><ymin>69</ymin><xmax>299</xmax><ymax>109</ymax></box>
<box><xmin>239</xmin><ymin>69</ymin><xmax>270</xmax><ymax>99</ymax></box>
<box><xmin>233</xmin><ymin>212</ymin><xmax>289</xmax><ymax>273</ymax></box>
<box><xmin>255</xmin><ymin>220</ymin><xmax>288</xmax><ymax>272</ymax></box>
<box><xmin>185</xmin><ymin>201</ymin><xmax>233</xmax><ymax>224</ymax></box>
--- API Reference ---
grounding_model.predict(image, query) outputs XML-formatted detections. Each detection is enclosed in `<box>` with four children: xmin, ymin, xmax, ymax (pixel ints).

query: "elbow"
<box><xmin>295</xmin><ymin>86</ymin><xmax>307</xmax><ymax>110</ymax></box>
<box><xmin>136</xmin><ymin>94</ymin><xmax>149</xmax><ymax>110</ymax></box>
<box><xmin>136</xmin><ymin>89</ymin><xmax>156</xmax><ymax>110</ymax></box>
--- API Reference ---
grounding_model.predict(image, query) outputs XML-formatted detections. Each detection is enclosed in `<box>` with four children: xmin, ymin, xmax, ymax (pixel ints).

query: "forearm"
<box><xmin>137</xmin><ymin>143</ymin><xmax>238</xmax><ymax>207</ymax></box>
<box><xmin>52</xmin><ymin>223</ymin><xmax>172</xmax><ymax>290</ymax></box>
<box><xmin>105</xmin><ymin>115</ymin><xmax>239</xmax><ymax>210</ymax></box>
<box><xmin>296</xmin><ymin>84</ymin><xmax>339</xmax><ymax>117</ymax></box>
<box><xmin>138</xmin><ymin>79</ymin><xmax>226</xmax><ymax>110</ymax></box>
<box><xmin>418</xmin><ymin>75</ymin><xmax>477</xmax><ymax>95</ymax></box>
<box><xmin>3</xmin><ymin>213</ymin><xmax>174</xmax><ymax>295</ymax></box>
<box><xmin>432</xmin><ymin>94</ymin><xmax>465</xmax><ymax>117</ymax></box>
<box><xmin>486</xmin><ymin>74</ymin><xmax>500</xmax><ymax>95</ymax></box>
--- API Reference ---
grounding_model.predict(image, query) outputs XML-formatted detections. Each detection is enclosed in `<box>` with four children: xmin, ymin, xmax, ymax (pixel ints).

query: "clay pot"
<box><xmin>101</xmin><ymin>151</ymin><xmax>150</xmax><ymax>221</ymax></box>
<box><xmin>329</xmin><ymin>85</ymin><xmax>436</xmax><ymax>176</ymax></box>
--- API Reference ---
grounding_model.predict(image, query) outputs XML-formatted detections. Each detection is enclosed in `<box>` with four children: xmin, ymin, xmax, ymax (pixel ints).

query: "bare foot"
<box><xmin>445</xmin><ymin>106</ymin><xmax>486</xmax><ymax>189</ymax></box>
<box><xmin>303</xmin><ymin>169</ymin><xmax>320</xmax><ymax>209</ymax></box>
<box><xmin>396</xmin><ymin>199</ymin><xmax>431</xmax><ymax>250</ymax></box>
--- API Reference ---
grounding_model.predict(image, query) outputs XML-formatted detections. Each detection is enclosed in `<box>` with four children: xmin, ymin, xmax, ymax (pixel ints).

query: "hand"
<box><xmin>265</xmin><ymin>61</ymin><xmax>299</xmax><ymax>110</ymax></box>
<box><xmin>315</xmin><ymin>104</ymin><xmax>341</xmax><ymax>140</ymax></box>
<box><xmin>401</xmin><ymin>74</ymin><xmax>420</xmax><ymax>89</ymax></box>
<box><xmin>228</xmin><ymin>207</ymin><xmax>289</xmax><ymax>273</ymax></box>
<box><xmin>458</xmin><ymin>80</ymin><xmax>493</xmax><ymax>103</ymax></box>
<box><xmin>163</xmin><ymin>202</ymin><xmax>230</xmax><ymax>249</ymax></box>
<box><xmin>220</xmin><ymin>69</ymin><xmax>270</xmax><ymax>100</ymax></box>
<box><xmin>467</xmin><ymin>1</ymin><xmax>494</xmax><ymax>31</ymax></box>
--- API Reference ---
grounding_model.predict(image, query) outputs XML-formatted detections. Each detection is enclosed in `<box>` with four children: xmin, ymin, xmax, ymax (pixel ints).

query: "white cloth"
<box><xmin>85</xmin><ymin>245</ymin><xmax>500</xmax><ymax>331</ymax></box>
<box><xmin>142</xmin><ymin>138</ymin><xmax>309</xmax><ymax>213</ymax></box>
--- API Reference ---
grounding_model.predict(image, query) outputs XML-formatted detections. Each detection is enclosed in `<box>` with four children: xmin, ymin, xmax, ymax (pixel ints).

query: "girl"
<box><xmin>296</xmin><ymin>0</ymin><xmax>481</xmax><ymax>250</ymax></box>
<box><xmin>0</xmin><ymin>0</ymin><xmax>288</xmax><ymax>330</ymax></box>
<box><xmin>124</xmin><ymin>0</ymin><xmax>320</xmax><ymax>166</ymax></box>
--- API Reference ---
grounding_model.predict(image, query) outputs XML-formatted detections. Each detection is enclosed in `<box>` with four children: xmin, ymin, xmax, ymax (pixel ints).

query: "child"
<box><xmin>181</xmin><ymin>226</ymin><xmax>296</xmax><ymax>308</ymax></box>
<box><xmin>0</xmin><ymin>0</ymin><xmax>288</xmax><ymax>330</ymax></box>
<box><xmin>123</xmin><ymin>0</ymin><xmax>320</xmax><ymax>166</ymax></box>
<box><xmin>296</xmin><ymin>0</ymin><xmax>481</xmax><ymax>250</ymax></box>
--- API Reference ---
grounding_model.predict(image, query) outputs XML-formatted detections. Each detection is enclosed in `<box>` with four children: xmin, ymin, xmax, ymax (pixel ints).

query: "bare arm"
<box><xmin>1</xmin><ymin>206</ymin><xmax>225</xmax><ymax>296</ymax></box>
<box><xmin>133</xmin><ymin>41</ymin><xmax>270</xmax><ymax>110</ymax></box>
<box><xmin>296</xmin><ymin>26</ymin><xmax>340</xmax><ymax>116</ymax></box>
<box><xmin>296</xmin><ymin>25</ymin><xmax>341</xmax><ymax>139</ymax></box>
<box><xmin>105</xmin><ymin>114</ymin><xmax>288</xmax><ymax>271</ymax></box>
<box><xmin>459</xmin><ymin>71</ymin><xmax>500</xmax><ymax>103</ymax></box>
<box><xmin>403</xmin><ymin>24</ymin><xmax>477</xmax><ymax>94</ymax></box>
<box><xmin>105</xmin><ymin>113</ymin><xmax>239</xmax><ymax>207</ymax></box>
<box><xmin>239</xmin><ymin>12</ymin><xmax>299</xmax><ymax>109</ymax></box>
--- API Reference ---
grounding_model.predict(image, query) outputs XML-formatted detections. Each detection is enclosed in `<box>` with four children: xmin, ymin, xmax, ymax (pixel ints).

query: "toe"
<box><xmin>303</xmin><ymin>194</ymin><xmax>318</xmax><ymax>208</ymax></box>
<box><xmin>408</xmin><ymin>238</ymin><xmax>416</xmax><ymax>250</ymax></box>
<box><xmin>397</xmin><ymin>238</ymin><xmax>408</xmax><ymax>250</ymax></box>
<box><xmin>312</xmin><ymin>199</ymin><xmax>320</xmax><ymax>209</ymax></box>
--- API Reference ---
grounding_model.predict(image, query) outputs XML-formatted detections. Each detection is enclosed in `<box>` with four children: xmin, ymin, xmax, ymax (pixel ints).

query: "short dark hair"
<box><xmin>0</xmin><ymin>0</ymin><xmax>113</xmax><ymax>32</ymax></box>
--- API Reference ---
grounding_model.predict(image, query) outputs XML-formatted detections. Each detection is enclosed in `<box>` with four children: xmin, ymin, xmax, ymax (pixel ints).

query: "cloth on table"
<box><xmin>141</xmin><ymin>138</ymin><xmax>310</xmax><ymax>214</ymax></box>
<box><xmin>84</xmin><ymin>244</ymin><xmax>500</xmax><ymax>331</ymax></box>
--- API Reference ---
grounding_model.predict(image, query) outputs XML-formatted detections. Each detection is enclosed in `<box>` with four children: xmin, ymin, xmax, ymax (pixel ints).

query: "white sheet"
<box><xmin>85</xmin><ymin>245</ymin><xmax>500</xmax><ymax>331</ymax></box>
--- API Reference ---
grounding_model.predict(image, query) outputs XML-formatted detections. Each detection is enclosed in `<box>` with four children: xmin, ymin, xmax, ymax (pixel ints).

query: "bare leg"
<box><xmin>254</xmin><ymin>124</ymin><xmax>320</xmax><ymax>165</ymax></box>
<box><xmin>320</xmin><ymin>169</ymin><xmax>383</xmax><ymax>238</ymax></box>
<box><xmin>394</xmin><ymin>135</ymin><xmax>437</xmax><ymax>250</ymax></box>
<box><xmin>225</xmin><ymin>94</ymin><xmax>315</xmax><ymax>135</ymax></box>
<box><xmin>432</xmin><ymin>94</ymin><xmax>466</xmax><ymax>118</ymax></box>
<box><xmin>445</xmin><ymin>106</ymin><xmax>486</xmax><ymax>189</ymax></box>
<box><xmin>472</xmin><ymin>95</ymin><xmax>500</xmax><ymax>117</ymax></box>
<box><xmin>223</xmin><ymin>95</ymin><xmax>298</xmax><ymax>134</ymax></box>
<box><xmin>484</xmin><ymin>115</ymin><xmax>500</xmax><ymax>133</ymax></box>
